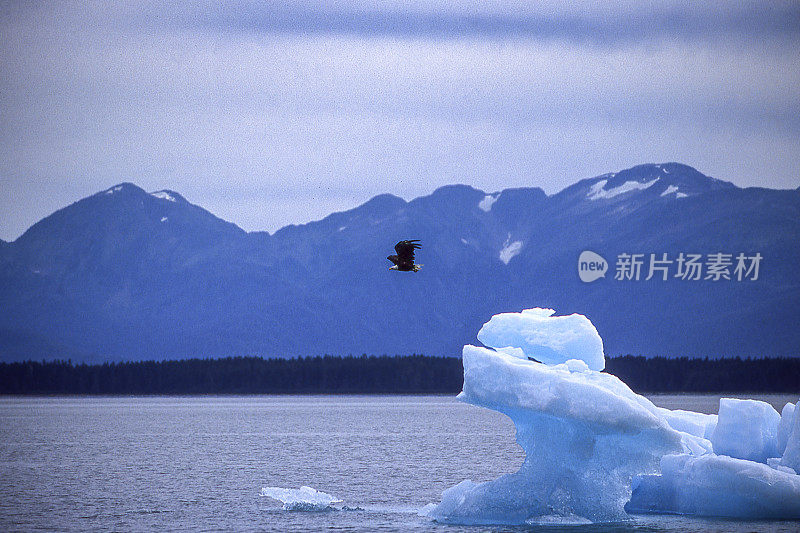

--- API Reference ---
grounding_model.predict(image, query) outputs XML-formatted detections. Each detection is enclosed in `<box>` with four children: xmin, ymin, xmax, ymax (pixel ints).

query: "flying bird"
<box><xmin>388</xmin><ymin>240</ymin><xmax>422</xmax><ymax>272</ymax></box>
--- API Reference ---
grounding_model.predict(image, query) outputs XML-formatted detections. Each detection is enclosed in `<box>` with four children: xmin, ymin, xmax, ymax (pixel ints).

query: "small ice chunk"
<box><xmin>478</xmin><ymin>193</ymin><xmax>500</xmax><ymax>212</ymax></box>
<box><xmin>260</xmin><ymin>486</ymin><xmax>341</xmax><ymax>511</ymax></box>
<box><xmin>627</xmin><ymin>453</ymin><xmax>800</xmax><ymax>519</ymax></box>
<box><xmin>477</xmin><ymin>308</ymin><xmax>605</xmax><ymax>371</ymax></box>
<box><xmin>710</xmin><ymin>398</ymin><xmax>781</xmax><ymax>463</ymax></box>
<box><xmin>160</xmin><ymin>217</ymin><xmax>168</xmax><ymax>222</ymax></box>
<box><xmin>781</xmin><ymin>401</ymin><xmax>800</xmax><ymax>472</ymax></box>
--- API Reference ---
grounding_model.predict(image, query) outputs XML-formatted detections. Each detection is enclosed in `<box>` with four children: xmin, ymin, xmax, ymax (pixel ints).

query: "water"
<box><xmin>1</xmin><ymin>394</ymin><xmax>798</xmax><ymax>532</ymax></box>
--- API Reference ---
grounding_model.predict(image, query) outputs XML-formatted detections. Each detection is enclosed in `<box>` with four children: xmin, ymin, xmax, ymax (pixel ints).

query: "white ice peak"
<box><xmin>478</xmin><ymin>193</ymin><xmax>500</xmax><ymax>212</ymax></box>
<box><xmin>151</xmin><ymin>191</ymin><xmax>177</xmax><ymax>202</ymax></box>
<box><xmin>587</xmin><ymin>178</ymin><xmax>659</xmax><ymax>200</ymax></box>
<box><xmin>477</xmin><ymin>308</ymin><xmax>605</xmax><ymax>371</ymax></box>
<box><xmin>499</xmin><ymin>234</ymin><xmax>522</xmax><ymax>265</ymax></box>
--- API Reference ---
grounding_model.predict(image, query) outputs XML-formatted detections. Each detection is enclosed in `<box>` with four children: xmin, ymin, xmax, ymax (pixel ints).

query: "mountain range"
<box><xmin>1</xmin><ymin>163</ymin><xmax>798</xmax><ymax>362</ymax></box>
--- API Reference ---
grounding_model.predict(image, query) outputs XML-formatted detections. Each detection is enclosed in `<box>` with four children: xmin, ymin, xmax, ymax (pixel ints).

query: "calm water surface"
<box><xmin>1</xmin><ymin>394</ymin><xmax>798</xmax><ymax>532</ymax></box>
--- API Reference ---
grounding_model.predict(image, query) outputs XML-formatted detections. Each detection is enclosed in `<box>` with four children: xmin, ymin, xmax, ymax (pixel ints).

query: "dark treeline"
<box><xmin>0</xmin><ymin>355</ymin><xmax>463</xmax><ymax>395</ymax></box>
<box><xmin>606</xmin><ymin>355</ymin><xmax>800</xmax><ymax>393</ymax></box>
<box><xmin>0</xmin><ymin>355</ymin><xmax>798</xmax><ymax>395</ymax></box>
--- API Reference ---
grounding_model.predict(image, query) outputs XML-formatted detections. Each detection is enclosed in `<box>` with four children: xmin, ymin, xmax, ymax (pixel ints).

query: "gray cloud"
<box><xmin>180</xmin><ymin>1</ymin><xmax>800</xmax><ymax>45</ymax></box>
<box><xmin>1</xmin><ymin>1</ymin><xmax>799</xmax><ymax>240</ymax></box>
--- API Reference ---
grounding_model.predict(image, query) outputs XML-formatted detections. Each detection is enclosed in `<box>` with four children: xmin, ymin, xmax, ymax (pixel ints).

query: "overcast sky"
<box><xmin>2</xmin><ymin>1</ymin><xmax>799</xmax><ymax>240</ymax></box>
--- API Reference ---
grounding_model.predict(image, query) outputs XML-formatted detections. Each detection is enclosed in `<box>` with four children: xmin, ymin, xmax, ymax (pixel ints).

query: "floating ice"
<box><xmin>477</xmin><ymin>308</ymin><xmax>605</xmax><ymax>371</ymax></box>
<box><xmin>426</xmin><ymin>344</ymin><xmax>683</xmax><ymax>524</ymax></box>
<box><xmin>427</xmin><ymin>307</ymin><xmax>800</xmax><ymax>524</ymax></box>
<box><xmin>260</xmin><ymin>486</ymin><xmax>341</xmax><ymax>511</ymax></box>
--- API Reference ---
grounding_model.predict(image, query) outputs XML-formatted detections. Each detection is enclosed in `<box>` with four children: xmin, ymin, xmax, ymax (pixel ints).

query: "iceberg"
<box><xmin>260</xmin><ymin>486</ymin><xmax>341</xmax><ymax>511</ymax></box>
<box><xmin>427</xmin><ymin>345</ymin><xmax>683</xmax><ymax>524</ymax></box>
<box><xmin>427</xmin><ymin>307</ymin><xmax>800</xmax><ymax>524</ymax></box>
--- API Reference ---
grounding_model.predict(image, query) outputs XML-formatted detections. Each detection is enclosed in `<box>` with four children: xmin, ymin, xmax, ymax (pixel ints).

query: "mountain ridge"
<box><xmin>1</xmin><ymin>163</ymin><xmax>798</xmax><ymax>362</ymax></box>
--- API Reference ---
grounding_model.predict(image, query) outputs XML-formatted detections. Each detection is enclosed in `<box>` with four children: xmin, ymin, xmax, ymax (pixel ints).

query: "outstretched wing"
<box><xmin>394</xmin><ymin>240</ymin><xmax>421</xmax><ymax>263</ymax></box>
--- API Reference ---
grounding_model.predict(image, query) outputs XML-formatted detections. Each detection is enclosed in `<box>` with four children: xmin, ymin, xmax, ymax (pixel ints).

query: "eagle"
<box><xmin>387</xmin><ymin>240</ymin><xmax>422</xmax><ymax>272</ymax></box>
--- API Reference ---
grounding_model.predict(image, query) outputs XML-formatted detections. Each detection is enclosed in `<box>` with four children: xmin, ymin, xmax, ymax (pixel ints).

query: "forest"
<box><xmin>0</xmin><ymin>354</ymin><xmax>798</xmax><ymax>395</ymax></box>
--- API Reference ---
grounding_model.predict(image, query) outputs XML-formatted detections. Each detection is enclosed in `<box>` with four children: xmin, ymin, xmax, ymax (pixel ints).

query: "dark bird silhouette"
<box><xmin>388</xmin><ymin>240</ymin><xmax>422</xmax><ymax>272</ymax></box>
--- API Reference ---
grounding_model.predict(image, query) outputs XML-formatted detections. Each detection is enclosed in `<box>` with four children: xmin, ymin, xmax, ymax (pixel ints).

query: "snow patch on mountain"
<box><xmin>588</xmin><ymin>178</ymin><xmax>659</xmax><ymax>200</ymax></box>
<box><xmin>151</xmin><ymin>191</ymin><xmax>177</xmax><ymax>202</ymax></box>
<box><xmin>499</xmin><ymin>234</ymin><xmax>522</xmax><ymax>265</ymax></box>
<box><xmin>105</xmin><ymin>185</ymin><xmax>123</xmax><ymax>195</ymax></box>
<box><xmin>661</xmin><ymin>185</ymin><xmax>689</xmax><ymax>199</ymax></box>
<box><xmin>479</xmin><ymin>193</ymin><xmax>500</xmax><ymax>212</ymax></box>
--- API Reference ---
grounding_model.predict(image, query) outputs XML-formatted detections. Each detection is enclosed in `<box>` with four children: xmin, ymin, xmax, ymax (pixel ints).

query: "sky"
<box><xmin>2</xmin><ymin>1</ymin><xmax>799</xmax><ymax>240</ymax></box>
